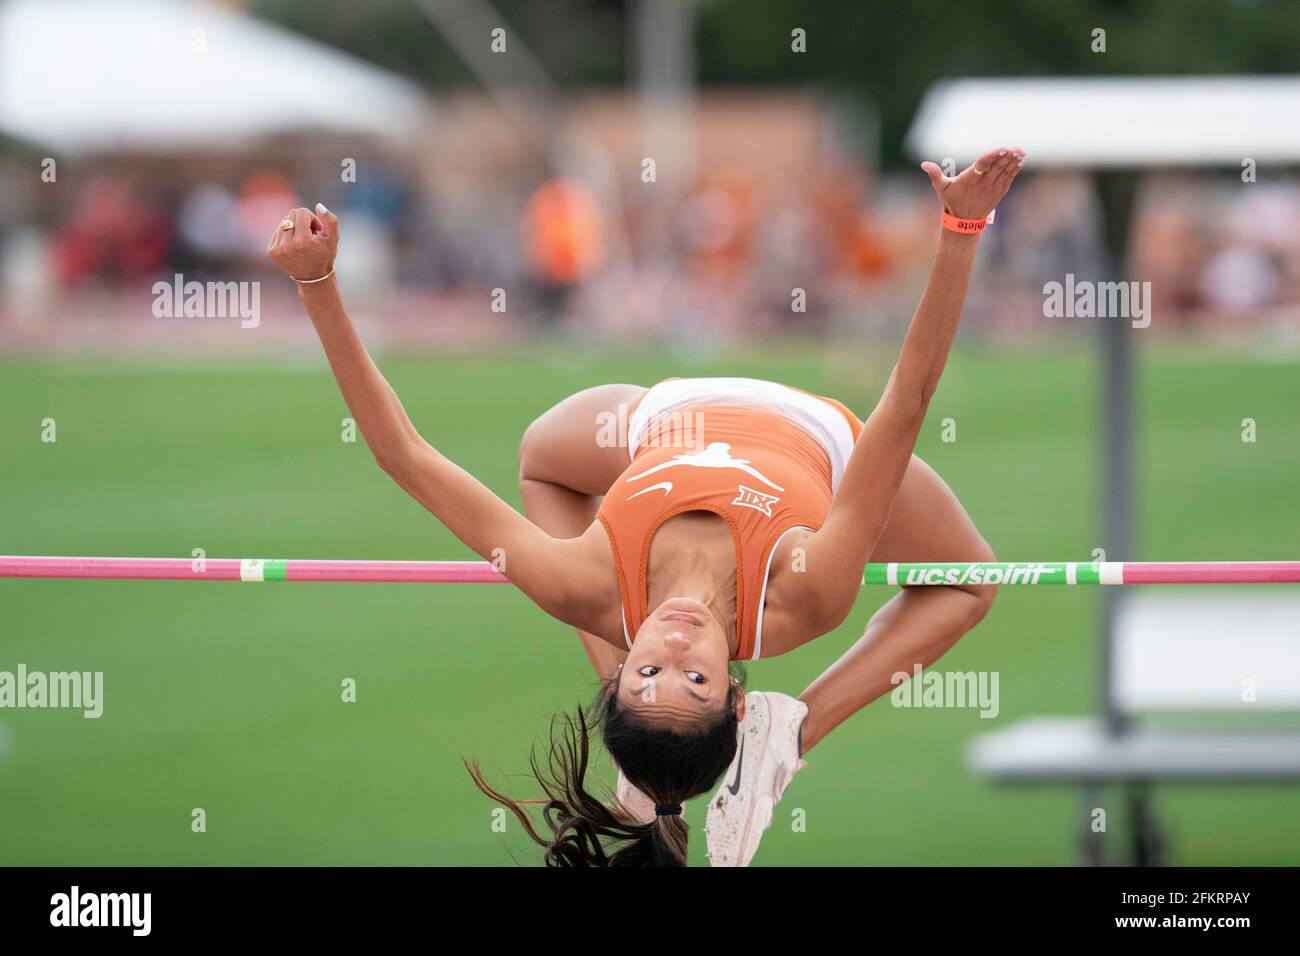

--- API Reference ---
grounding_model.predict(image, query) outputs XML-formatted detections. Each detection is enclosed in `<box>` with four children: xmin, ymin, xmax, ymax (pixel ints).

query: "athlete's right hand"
<box><xmin>920</xmin><ymin>147</ymin><xmax>1024</xmax><ymax>220</ymax></box>
<box><xmin>266</xmin><ymin>203</ymin><xmax>339</xmax><ymax>283</ymax></box>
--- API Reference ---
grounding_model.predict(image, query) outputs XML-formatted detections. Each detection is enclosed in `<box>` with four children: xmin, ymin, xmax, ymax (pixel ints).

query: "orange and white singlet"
<box><xmin>596</xmin><ymin>378</ymin><xmax>862</xmax><ymax>660</ymax></box>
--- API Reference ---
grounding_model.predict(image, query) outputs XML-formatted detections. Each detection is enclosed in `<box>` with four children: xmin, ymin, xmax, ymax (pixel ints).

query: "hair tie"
<box><xmin>654</xmin><ymin>803</ymin><xmax>682</xmax><ymax>817</ymax></box>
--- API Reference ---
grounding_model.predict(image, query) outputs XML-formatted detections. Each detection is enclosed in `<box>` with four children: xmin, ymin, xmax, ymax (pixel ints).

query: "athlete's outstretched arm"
<box><xmin>266</xmin><ymin>205</ymin><xmax>597</xmax><ymax>625</ymax></box>
<box><xmin>795</xmin><ymin>458</ymin><xmax>998</xmax><ymax>752</ymax></box>
<box><xmin>796</xmin><ymin>148</ymin><xmax>1024</xmax><ymax>634</ymax></box>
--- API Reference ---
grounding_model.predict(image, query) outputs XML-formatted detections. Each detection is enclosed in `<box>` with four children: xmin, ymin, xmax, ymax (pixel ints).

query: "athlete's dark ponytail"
<box><xmin>466</xmin><ymin>670</ymin><xmax>743</xmax><ymax>866</ymax></box>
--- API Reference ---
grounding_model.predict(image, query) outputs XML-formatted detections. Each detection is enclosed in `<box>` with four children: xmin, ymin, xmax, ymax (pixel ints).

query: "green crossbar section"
<box><xmin>862</xmin><ymin>562</ymin><xmax>1104</xmax><ymax>586</ymax></box>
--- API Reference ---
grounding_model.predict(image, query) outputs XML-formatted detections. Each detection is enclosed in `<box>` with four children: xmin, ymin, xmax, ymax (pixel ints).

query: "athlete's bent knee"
<box><xmin>963</xmin><ymin>537</ymin><xmax>998</xmax><ymax>626</ymax></box>
<box><xmin>517</xmin><ymin>415</ymin><xmax>547</xmax><ymax>484</ymax></box>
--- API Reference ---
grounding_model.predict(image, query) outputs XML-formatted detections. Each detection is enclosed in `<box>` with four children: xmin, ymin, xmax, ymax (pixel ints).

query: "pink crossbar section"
<box><xmin>0</xmin><ymin>556</ymin><xmax>507</xmax><ymax>584</ymax></box>
<box><xmin>1119</xmin><ymin>561</ymin><xmax>1300</xmax><ymax>585</ymax></box>
<box><xmin>284</xmin><ymin>560</ymin><xmax>505</xmax><ymax>583</ymax></box>
<box><xmin>2</xmin><ymin>556</ymin><xmax>1298</xmax><ymax>586</ymax></box>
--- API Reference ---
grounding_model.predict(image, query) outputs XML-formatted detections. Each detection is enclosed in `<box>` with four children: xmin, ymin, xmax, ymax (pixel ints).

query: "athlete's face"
<box><xmin>618</xmin><ymin>598</ymin><xmax>742</xmax><ymax>728</ymax></box>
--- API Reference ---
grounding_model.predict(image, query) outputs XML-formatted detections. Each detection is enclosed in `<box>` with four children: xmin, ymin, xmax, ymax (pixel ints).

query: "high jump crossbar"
<box><xmin>1</xmin><ymin>557</ymin><xmax>1299</xmax><ymax>586</ymax></box>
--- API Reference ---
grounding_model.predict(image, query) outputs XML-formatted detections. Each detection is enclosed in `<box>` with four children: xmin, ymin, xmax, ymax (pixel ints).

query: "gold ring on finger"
<box><xmin>280</xmin><ymin>218</ymin><xmax>296</xmax><ymax>231</ymax></box>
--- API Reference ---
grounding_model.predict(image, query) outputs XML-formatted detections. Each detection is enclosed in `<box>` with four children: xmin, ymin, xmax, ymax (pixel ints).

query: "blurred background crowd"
<box><xmin>1</xmin><ymin>0</ymin><xmax>1298</xmax><ymax>351</ymax></box>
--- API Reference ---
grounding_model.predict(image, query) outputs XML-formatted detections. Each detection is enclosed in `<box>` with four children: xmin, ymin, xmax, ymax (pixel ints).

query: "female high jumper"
<box><xmin>267</xmin><ymin>145</ymin><xmax>1025</xmax><ymax>867</ymax></box>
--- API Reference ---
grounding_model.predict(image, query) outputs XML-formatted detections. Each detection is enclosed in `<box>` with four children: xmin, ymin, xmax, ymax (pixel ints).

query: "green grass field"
<box><xmin>2</xmin><ymin>342</ymin><xmax>1298</xmax><ymax>865</ymax></box>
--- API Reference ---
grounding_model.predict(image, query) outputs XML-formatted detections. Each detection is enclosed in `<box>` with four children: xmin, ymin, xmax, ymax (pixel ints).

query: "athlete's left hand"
<box><xmin>920</xmin><ymin>147</ymin><xmax>1025</xmax><ymax>220</ymax></box>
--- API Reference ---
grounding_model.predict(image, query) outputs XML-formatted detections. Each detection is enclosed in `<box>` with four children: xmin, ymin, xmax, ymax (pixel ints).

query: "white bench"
<box><xmin>966</xmin><ymin>591</ymin><xmax>1300</xmax><ymax>862</ymax></box>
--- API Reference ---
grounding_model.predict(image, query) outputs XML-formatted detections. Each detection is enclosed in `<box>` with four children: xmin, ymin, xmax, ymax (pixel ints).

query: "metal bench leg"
<box><xmin>1128</xmin><ymin>783</ymin><xmax>1167</xmax><ymax>866</ymax></box>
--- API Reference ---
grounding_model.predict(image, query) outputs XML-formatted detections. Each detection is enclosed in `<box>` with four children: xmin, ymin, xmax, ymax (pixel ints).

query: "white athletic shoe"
<box><xmin>704</xmin><ymin>691</ymin><xmax>808</xmax><ymax>867</ymax></box>
<box><xmin>615</xmin><ymin>766</ymin><xmax>657</xmax><ymax>825</ymax></box>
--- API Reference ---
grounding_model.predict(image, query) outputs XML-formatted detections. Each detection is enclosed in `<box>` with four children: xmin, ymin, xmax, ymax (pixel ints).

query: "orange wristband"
<box><xmin>941</xmin><ymin>209</ymin><xmax>995</xmax><ymax>235</ymax></box>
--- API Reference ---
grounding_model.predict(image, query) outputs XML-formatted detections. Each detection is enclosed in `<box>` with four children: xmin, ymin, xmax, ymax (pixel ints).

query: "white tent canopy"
<box><xmin>906</xmin><ymin>76</ymin><xmax>1300</xmax><ymax>167</ymax></box>
<box><xmin>0</xmin><ymin>0</ymin><xmax>430</xmax><ymax>152</ymax></box>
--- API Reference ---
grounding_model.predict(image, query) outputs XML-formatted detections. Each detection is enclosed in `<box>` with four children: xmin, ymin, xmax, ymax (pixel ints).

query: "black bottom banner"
<box><xmin>0</xmin><ymin>865</ymin><xmax>1286</xmax><ymax>941</ymax></box>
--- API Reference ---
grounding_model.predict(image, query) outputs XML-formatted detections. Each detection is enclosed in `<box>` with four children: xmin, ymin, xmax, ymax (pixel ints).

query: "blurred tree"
<box><xmin>252</xmin><ymin>0</ymin><xmax>1300</xmax><ymax>167</ymax></box>
<box><xmin>254</xmin><ymin>0</ymin><xmax>625</xmax><ymax>87</ymax></box>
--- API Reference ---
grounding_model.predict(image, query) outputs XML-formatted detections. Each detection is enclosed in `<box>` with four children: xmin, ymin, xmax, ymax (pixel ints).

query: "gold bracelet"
<box><xmin>292</xmin><ymin>267</ymin><xmax>335</xmax><ymax>284</ymax></box>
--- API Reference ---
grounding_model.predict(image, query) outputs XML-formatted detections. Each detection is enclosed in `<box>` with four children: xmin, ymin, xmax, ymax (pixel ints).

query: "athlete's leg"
<box><xmin>518</xmin><ymin>383</ymin><xmax>645</xmax><ymax>680</ymax></box>
<box><xmin>797</xmin><ymin>455</ymin><xmax>997</xmax><ymax>754</ymax></box>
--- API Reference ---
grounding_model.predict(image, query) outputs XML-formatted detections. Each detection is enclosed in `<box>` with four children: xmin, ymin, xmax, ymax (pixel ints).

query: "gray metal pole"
<box><xmin>631</xmin><ymin>0</ymin><xmax>697</xmax><ymax>268</ymax></box>
<box><xmin>1093</xmin><ymin>169</ymin><xmax>1139</xmax><ymax>736</ymax></box>
<box><xmin>1084</xmin><ymin>170</ymin><xmax>1140</xmax><ymax>866</ymax></box>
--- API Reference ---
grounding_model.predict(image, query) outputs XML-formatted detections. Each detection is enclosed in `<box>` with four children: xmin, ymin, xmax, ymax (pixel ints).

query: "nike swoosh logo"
<box><xmin>626</xmin><ymin>481</ymin><xmax>673</xmax><ymax>500</ymax></box>
<box><xmin>726</xmin><ymin>736</ymin><xmax>745</xmax><ymax>795</ymax></box>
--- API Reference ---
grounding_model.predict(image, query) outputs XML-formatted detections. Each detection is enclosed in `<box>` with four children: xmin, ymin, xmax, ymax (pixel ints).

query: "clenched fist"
<box><xmin>266</xmin><ymin>203</ymin><xmax>339</xmax><ymax>282</ymax></box>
